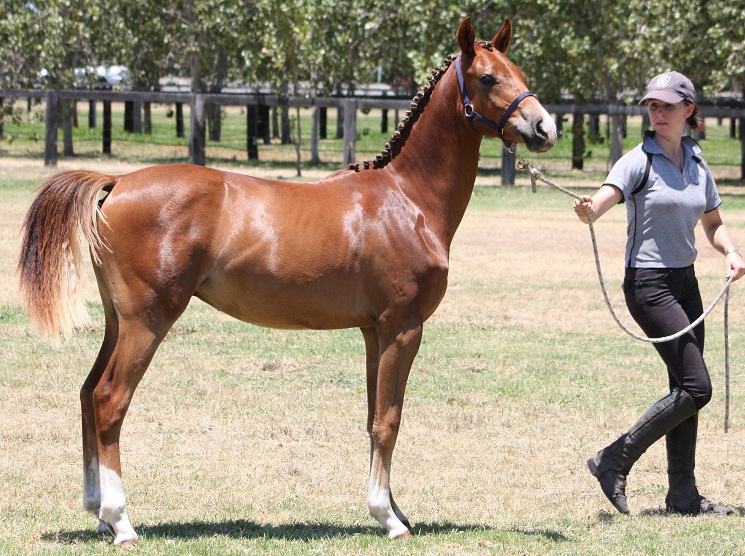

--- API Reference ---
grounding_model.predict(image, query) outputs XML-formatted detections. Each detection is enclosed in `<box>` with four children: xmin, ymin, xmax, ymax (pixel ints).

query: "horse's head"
<box><xmin>456</xmin><ymin>17</ymin><xmax>556</xmax><ymax>153</ymax></box>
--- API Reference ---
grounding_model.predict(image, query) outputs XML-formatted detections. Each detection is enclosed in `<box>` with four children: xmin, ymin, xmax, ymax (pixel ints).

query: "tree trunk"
<box><xmin>208</xmin><ymin>103</ymin><xmax>221</xmax><ymax>142</ymax></box>
<box><xmin>610</xmin><ymin>112</ymin><xmax>623</xmax><ymax>165</ymax></box>
<box><xmin>190</xmin><ymin>93</ymin><xmax>206</xmax><ymax>166</ymax></box>
<box><xmin>294</xmin><ymin>106</ymin><xmax>302</xmax><ymax>177</ymax></box>
<box><xmin>588</xmin><ymin>114</ymin><xmax>599</xmax><ymax>143</ymax></box>
<box><xmin>281</xmin><ymin>104</ymin><xmax>291</xmax><ymax>144</ymax></box>
<box><xmin>342</xmin><ymin>99</ymin><xmax>356</xmax><ymax>167</ymax></box>
<box><xmin>259</xmin><ymin>105</ymin><xmax>271</xmax><ymax>144</ymax></box>
<box><xmin>272</xmin><ymin>106</ymin><xmax>279</xmax><ymax>140</ymax></box>
<box><xmin>133</xmin><ymin>100</ymin><xmax>142</xmax><ymax>134</ymax></box>
<box><xmin>44</xmin><ymin>91</ymin><xmax>59</xmax><ymax>166</ymax></box>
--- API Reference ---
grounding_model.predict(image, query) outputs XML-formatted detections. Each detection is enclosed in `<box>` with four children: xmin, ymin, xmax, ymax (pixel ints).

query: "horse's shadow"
<box><xmin>42</xmin><ymin>520</ymin><xmax>570</xmax><ymax>544</ymax></box>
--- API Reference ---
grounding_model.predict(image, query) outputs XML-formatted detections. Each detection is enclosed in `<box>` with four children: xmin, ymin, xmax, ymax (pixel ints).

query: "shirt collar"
<box><xmin>641</xmin><ymin>130</ymin><xmax>702</xmax><ymax>159</ymax></box>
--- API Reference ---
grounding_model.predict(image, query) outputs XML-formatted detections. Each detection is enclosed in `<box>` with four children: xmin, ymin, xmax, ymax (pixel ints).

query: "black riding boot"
<box><xmin>587</xmin><ymin>388</ymin><xmax>696</xmax><ymax>514</ymax></box>
<box><xmin>665</xmin><ymin>412</ymin><xmax>734</xmax><ymax>515</ymax></box>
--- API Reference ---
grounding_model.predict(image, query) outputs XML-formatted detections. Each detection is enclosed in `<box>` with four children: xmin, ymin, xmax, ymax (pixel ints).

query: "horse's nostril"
<box><xmin>536</xmin><ymin>119</ymin><xmax>548</xmax><ymax>139</ymax></box>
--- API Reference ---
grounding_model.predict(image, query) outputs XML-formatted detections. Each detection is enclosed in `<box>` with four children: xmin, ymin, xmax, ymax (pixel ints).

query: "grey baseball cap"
<box><xmin>638</xmin><ymin>72</ymin><xmax>696</xmax><ymax>105</ymax></box>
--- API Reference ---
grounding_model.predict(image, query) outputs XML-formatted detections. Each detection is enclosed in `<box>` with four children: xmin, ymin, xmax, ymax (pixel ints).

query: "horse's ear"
<box><xmin>457</xmin><ymin>17</ymin><xmax>476</xmax><ymax>57</ymax></box>
<box><xmin>491</xmin><ymin>18</ymin><xmax>512</xmax><ymax>53</ymax></box>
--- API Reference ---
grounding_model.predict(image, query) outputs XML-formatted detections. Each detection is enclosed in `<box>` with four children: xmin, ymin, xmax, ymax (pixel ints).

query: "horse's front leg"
<box><xmin>362</xmin><ymin>327</ymin><xmax>412</xmax><ymax>529</ymax></box>
<box><xmin>361</xmin><ymin>327</ymin><xmax>411</xmax><ymax>531</ymax></box>
<box><xmin>363</xmin><ymin>322</ymin><xmax>422</xmax><ymax>539</ymax></box>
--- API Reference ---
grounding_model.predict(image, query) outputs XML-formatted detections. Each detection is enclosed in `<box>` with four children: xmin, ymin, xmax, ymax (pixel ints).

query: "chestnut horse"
<box><xmin>18</xmin><ymin>17</ymin><xmax>555</xmax><ymax>545</ymax></box>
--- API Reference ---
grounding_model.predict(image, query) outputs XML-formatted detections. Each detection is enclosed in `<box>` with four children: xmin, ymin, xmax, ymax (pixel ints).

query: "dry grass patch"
<box><xmin>2</xmin><ymin>158</ymin><xmax>745</xmax><ymax>555</ymax></box>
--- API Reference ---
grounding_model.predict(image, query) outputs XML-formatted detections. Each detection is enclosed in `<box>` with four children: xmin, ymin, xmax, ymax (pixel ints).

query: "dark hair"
<box><xmin>686</xmin><ymin>102</ymin><xmax>706</xmax><ymax>131</ymax></box>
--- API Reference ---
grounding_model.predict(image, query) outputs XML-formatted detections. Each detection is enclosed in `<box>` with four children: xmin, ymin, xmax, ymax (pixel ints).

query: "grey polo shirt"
<box><xmin>604</xmin><ymin>131</ymin><xmax>721</xmax><ymax>268</ymax></box>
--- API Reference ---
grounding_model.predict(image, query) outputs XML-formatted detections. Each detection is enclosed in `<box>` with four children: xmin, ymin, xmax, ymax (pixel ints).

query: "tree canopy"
<box><xmin>1</xmin><ymin>0</ymin><xmax>743</xmax><ymax>102</ymax></box>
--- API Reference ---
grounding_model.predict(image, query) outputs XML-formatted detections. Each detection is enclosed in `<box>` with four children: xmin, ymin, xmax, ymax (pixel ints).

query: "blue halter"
<box><xmin>455</xmin><ymin>55</ymin><xmax>535</xmax><ymax>138</ymax></box>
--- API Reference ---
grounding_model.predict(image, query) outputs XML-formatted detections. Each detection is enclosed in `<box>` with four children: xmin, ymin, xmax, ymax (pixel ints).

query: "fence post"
<box><xmin>501</xmin><ymin>144</ymin><xmax>515</xmax><ymax>185</ymax></box>
<box><xmin>44</xmin><ymin>90</ymin><xmax>59</xmax><ymax>166</ymax></box>
<box><xmin>571</xmin><ymin>112</ymin><xmax>585</xmax><ymax>170</ymax></box>
<box><xmin>342</xmin><ymin>99</ymin><xmax>356</xmax><ymax>167</ymax></box>
<box><xmin>319</xmin><ymin>107</ymin><xmax>327</xmax><ymax>139</ymax></box>
<box><xmin>246</xmin><ymin>104</ymin><xmax>259</xmax><ymax>160</ymax></box>
<box><xmin>190</xmin><ymin>93</ymin><xmax>206</xmax><ymax>166</ymax></box>
<box><xmin>176</xmin><ymin>103</ymin><xmax>184</xmax><ymax>138</ymax></box>
<box><xmin>103</xmin><ymin>100</ymin><xmax>112</xmax><ymax>155</ymax></box>
<box><xmin>89</xmin><ymin>99</ymin><xmax>96</xmax><ymax>129</ymax></box>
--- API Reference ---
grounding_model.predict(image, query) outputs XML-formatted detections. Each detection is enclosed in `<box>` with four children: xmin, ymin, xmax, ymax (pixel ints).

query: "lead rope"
<box><xmin>510</xmin><ymin>147</ymin><xmax>733</xmax><ymax>431</ymax></box>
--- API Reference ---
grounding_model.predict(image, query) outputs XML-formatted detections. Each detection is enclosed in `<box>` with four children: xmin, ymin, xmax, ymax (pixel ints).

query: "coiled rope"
<box><xmin>511</xmin><ymin>147</ymin><xmax>733</xmax><ymax>430</ymax></box>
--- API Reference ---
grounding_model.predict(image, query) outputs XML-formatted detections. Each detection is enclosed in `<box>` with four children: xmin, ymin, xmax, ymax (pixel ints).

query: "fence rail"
<box><xmin>2</xmin><ymin>88</ymin><xmax>744</xmax><ymax>181</ymax></box>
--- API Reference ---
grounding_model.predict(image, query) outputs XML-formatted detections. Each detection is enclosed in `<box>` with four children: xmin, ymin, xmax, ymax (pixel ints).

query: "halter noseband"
<box><xmin>455</xmin><ymin>55</ymin><xmax>535</xmax><ymax>140</ymax></box>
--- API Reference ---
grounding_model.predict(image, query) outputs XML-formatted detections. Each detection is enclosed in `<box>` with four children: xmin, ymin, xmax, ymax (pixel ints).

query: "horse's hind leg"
<box><xmin>81</xmin><ymin>329</ymin><xmax>118</xmax><ymax>534</ymax></box>
<box><xmin>81</xmin><ymin>267</ymin><xmax>119</xmax><ymax>533</ymax></box>
<box><xmin>91</xmin><ymin>313</ymin><xmax>174</xmax><ymax>546</ymax></box>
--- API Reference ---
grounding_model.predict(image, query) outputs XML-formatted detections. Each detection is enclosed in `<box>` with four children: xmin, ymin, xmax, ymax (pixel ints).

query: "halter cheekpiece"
<box><xmin>455</xmin><ymin>55</ymin><xmax>535</xmax><ymax>138</ymax></box>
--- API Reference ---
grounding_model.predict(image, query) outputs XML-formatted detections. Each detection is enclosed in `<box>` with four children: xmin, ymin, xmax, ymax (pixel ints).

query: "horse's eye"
<box><xmin>480</xmin><ymin>75</ymin><xmax>495</xmax><ymax>86</ymax></box>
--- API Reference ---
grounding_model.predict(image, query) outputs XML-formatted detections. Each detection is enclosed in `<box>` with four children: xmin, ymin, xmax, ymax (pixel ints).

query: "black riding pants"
<box><xmin>623</xmin><ymin>266</ymin><xmax>712</xmax><ymax>410</ymax></box>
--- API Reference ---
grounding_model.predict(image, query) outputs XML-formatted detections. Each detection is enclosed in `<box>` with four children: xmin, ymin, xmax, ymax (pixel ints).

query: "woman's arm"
<box><xmin>573</xmin><ymin>184</ymin><xmax>623</xmax><ymax>224</ymax></box>
<box><xmin>701</xmin><ymin>207</ymin><xmax>745</xmax><ymax>281</ymax></box>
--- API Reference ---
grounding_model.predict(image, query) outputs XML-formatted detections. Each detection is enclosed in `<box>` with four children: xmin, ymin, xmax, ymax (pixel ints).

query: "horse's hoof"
<box><xmin>392</xmin><ymin>530</ymin><xmax>412</xmax><ymax>540</ymax></box>
<box><xmin>113</xmin><ymin>533</ymin><xmax>139</xmax><ymax>547</ymax></box>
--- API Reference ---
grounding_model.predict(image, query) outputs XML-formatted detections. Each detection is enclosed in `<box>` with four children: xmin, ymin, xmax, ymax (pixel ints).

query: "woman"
<box><xmin>574</xmin><ymin>71</ymin><xmax>745</xmax><ymax>515</ymax></box>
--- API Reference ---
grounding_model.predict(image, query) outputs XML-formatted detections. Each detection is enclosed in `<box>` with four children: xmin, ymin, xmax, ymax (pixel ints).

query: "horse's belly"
<box><xmin>194</xmin><ymin>276</ymin><xmax>374</xmax><ymax>330</ymax></box>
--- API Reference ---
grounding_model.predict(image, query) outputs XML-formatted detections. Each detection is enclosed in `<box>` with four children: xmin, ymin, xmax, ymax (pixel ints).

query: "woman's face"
<box><xmin>647</xmin><ymin>100</ymin><xmax>694</xmax><ymax>139</ymax></box>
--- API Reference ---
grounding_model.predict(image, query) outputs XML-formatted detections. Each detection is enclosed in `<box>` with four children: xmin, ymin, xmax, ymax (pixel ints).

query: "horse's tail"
<box><xmin>18</xmin><ymin>170</ymin><xmax>115</xmax><ymax>338</ymax></box>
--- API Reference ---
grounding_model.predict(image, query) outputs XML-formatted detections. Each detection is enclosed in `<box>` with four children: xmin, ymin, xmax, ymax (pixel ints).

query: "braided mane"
<box><xmin>348</xmin><ymin>54</ymin><xmax>457</xmax><ymax>172</ymax></box>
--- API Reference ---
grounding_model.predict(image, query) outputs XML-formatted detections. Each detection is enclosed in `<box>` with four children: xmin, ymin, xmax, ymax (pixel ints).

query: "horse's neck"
<box><xmin>388</xmin><ymin>69</ymin><xmax>482</xmax><ymax>243</ymax></box>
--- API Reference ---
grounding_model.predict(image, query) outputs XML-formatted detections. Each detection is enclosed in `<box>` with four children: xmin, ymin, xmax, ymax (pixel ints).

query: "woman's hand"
<box><xmin>573</xmin><ymin>185</ymin><xmax>621</xmax><ymax>225</ymax></box>
<box><xmin>574</xmin><ymin>195</ymin><xmax>594</xmax><ymax>224</ymax></box>
<box><xmin>725</xmin><ymin>251</ymin><xmax>745</xmax><ymax>282</ymax></box>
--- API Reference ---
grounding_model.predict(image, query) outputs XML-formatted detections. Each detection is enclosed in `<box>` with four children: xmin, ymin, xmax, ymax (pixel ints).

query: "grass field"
<box><xmin>1</xmin><ymin>129</ymin><xmax>745</xmax><ymax>554</ymax></box>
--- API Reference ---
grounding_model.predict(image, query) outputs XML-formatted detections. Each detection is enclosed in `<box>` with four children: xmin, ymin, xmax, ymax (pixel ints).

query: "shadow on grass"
<box><xmin>42</xmin><ymin>519</ymin><xmax>569</xmax><ymax>545</ymax></box>
<box><xmin>639</xmin><ymin>505</ymin><xmax>745</xmax><ymax>517</ymax></box>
